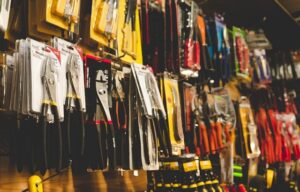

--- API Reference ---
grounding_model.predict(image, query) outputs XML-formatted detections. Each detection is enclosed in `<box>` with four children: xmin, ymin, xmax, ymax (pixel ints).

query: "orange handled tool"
<box><xmin>215</xmin><ymin>120</ymin><xmax>224</xmax><ymax>149</ymax></box>
<box><xmin>208</xmin><ymin>121</ymin><xmax>217</xmax><ymax>153</ymax></box>
<box><xmin>224</xmin><ymin>121</ymin><xmax>232</xmax><ymax>143</ymax></box>
<box><xmin>199</xmin><ymin>120</ymin><xmax>210</xmax><ymax>155</ymax></box>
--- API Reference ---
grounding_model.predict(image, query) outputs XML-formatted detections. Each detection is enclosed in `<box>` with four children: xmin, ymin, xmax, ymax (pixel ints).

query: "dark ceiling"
<box><xmin>199</xmin><ymin>0</ymin><xmax>300</xmax><ymax>49</ymax></box>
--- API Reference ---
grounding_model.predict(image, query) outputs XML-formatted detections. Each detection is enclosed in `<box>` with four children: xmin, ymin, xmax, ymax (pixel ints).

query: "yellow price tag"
<box><xmin>183</xmin><ymin>161</ymin><xmax>197</xmax><ymax>172</ymax></box>
<box><xmin>200</xmin><ymin>160</ymin><xmax>212</xmax><ymax>170</ymax></box>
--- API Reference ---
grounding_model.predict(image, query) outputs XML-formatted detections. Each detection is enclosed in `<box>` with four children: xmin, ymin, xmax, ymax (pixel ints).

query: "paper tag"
<box><xmin>28</xmin><ymin>38</ymin><xmax>46</xmax><ymax>114</ymax></box>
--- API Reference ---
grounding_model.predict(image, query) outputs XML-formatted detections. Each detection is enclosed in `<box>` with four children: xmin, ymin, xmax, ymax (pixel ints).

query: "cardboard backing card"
<box><xmin>131</xmin><ymin>64</ymin><xmax>154</xmax><ymax>117</ymax></box>
<box><xmin>52</xmin><ymin>37</ymin><xmax>86</xmax><ymax>111</ymax></box>
<box><xmin>27</xmin><ymin>38</ymin><xmax>64</xmax><ymax>120</ymax></box>
<box><xmin>163</xmin><ymin>74</ymin><xmax>185</xmax><ymax>156</ymax></box>
<box><xmin>9</xmin><ymin>52</ymin><xmax>18</xmax><ymax>111</ymax></box>
<box><xmin>0</xmin><ymin>0</ymin><xmax>12</xmax><ymax>32</ymax></box>
<box><xmin>23</xmin><ymin>38</ymin><xmax>30</xmax><ymax>115</ymax></box>
<box><xmin>17</xmin><ymin>39</ymin><xmax>26</xmax><ymax>114</ymax></box>
<box><xmin>131</xmin><ymin>64</ymin><xmax>162</xmax><ymax>170</ymax></box>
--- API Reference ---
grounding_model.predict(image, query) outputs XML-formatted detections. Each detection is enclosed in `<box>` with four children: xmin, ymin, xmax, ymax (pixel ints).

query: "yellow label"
<box><xmin>212</xmin><ymin>179</ymin><xmax>219</xmax><ymax>184</ymax></box>
<box><xmin>67</xmin><ymin>94</ymin><xmax>81</xmax><ymax>99</ymax></box>
<box><xmin>266</xmin><ymin>169</ymin><xmax>274</xmax><ymax>189</ymax></box>
<box><xmin>165</xmin><ymin>184</ymin><xmax>171</xmax><ymax>188</ymax></box>
<box><xmin>189</xmin><ymin>184</ymin><xmax>197</xmax><ymax>188</ymax></box>
<box><xmin>197</xmin><ymin>181</ymin><xmax>205</xmax><ymax>186</ymax></box>
<box><xmin>183</xmin><ymin>161</ymin><xmax>197</xmax><ymax>172</ymax></box>
<box><xmin>163</xmin><ymin>161</ymin><xmax>179</xmax><ymax>170</ymax></box>
<box><xmin>42</xmin><ymin>100</ymin><xmax>58</xmax><ymax>106</ymax></box>
<box><xmin>157</xmin><ymin>183</ymin><xmax>162</xmax><ymax>187</ymax></box>
<box><xmin>200</xmin><ymin>160</ymin><xmax>212</xmax><ymax>170</ymax></box>
<box><xmin>173</xmin><ymin>183</ymin><xmax>181</xmax><ymax>188</ymax></box>
<box><xmin>182</xmin><ymin>185</ymin><xmax>188</xmax><ymax>189</ymax></box>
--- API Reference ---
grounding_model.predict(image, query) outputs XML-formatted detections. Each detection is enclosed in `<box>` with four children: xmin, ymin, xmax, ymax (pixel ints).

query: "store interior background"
<box><xmin>1</xmin><ymin>0</ymin><xmax>300</xmax><ymax>191</ymax></box>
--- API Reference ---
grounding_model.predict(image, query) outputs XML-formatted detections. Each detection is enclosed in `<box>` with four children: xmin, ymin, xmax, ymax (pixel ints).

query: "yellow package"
<box><xmin>45</xmin><ymin>0</ymin><xmax>80</xmax><ymax>32</ymax></box>
<box><xmin>117</xmin><ymin>0</ymin><xmax>143</xmax><ymax>64</ymax></box>
<box><xmin>163</xmin><ymin>74</ymin><xmax>184</xmax><ymax>156</ymax></box>
<box><xmin>90</xmin><ymin>0</ymin><xmax>109</xmax><ymax>46</ymax></box>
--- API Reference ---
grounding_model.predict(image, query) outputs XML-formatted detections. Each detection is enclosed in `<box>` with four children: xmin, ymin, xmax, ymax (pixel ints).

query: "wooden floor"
<box><xmin>0</xmin><ymin>156</ymin><xmax>147</xmax><ymax>192</ymax></box>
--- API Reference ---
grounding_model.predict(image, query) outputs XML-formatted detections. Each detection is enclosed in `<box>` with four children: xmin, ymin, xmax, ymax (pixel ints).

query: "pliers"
<box><xmin>39</xmin><ymin>57</ymin><xmax>62</xmax><ymax>174</ymax></box>
<box><xmin>95</xmin><ymin>69</ymin><xmax>117</xmax><ymax>170</ymax></box>
<box><xmin>114</xmin><ymin>72</ymin><xmax>129</xmax><ymax>168</ymax></box>
<box><xmin>65</xmin><ymin>54</ymin><xmax>85</xmax><ymax>158</ymax></box>
<box><xmin>191</xmin><ymin>95</ymin><xmax>210</xmax><ymax>156</ymax></box>
<box><xmin>146</xmin><ymin>73</ymin><xmax>171</xmax><ymax>157</ymax></box>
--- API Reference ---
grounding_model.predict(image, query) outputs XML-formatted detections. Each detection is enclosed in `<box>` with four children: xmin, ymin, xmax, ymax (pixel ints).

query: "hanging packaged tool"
<box><xmin>38</xmin><ymin>54</ymin><xmax>63</xmax><ymax>174</ymax></box>
<box><xmin>277</xmin><ymin>113</ymin><xmax>300</xmax><ymax>161</ymax></box>
<box><xmin>162</xmin><ymin>73</ymin><xmax>185</xmax><ymax>156</ymax></box>
<box><xmin>111</xmin><ymin>70</ymin><xmax>130</xmax><ymax>169</ymax></box>
<box><xmin>0</xmin><ymin>53</ymin><xmax>14</xmax><ymax>111</ymax></box>
<box><xmin>52</xmin><ymin>38</ymin><xmax>86</xmax><ymax>161</ymax></box>
<box><xmin>256</xmin><ymin>107</ymin><xmax>276</xmax><ymax>164</ymax></box>
<box><xmin>0</xmin><ymin>0</ymin><xmax>12</xmax><ymax>32</ymax></box>
<box><xmin>246</xmin><ymin>30</ymin><xmax>272</xmax><ymax>85</ymax></box>
<box><xmin>131</xmin><ymin>64</ymin><xmax>169</xmax><ymax>170</ymax></box>
<box><xmin>191</xmin><ymin>91</ymin><xmax>210</xmax><ymax>156</ymax></box>
<box><xmin>27</xmin><ymin>39</ymin><xmax>64</xmax><ymax>119</ymax></box>
<box><xmin>291</xmin><ymin>51</ymin><xmax>300</xmax><ymax>79</ymax></box>
<box><xmin>85</xmin><ymin>55</ymin><xmax>116</xmax><ymax>170</ymax></box>
<box><xmin>232</xmin><ymin>26</ymin><xmax>251</xmax><ymax>81</ymax></box>
<box><xmin>91</xmin><ymin>0</ymin><xmax>119</xmax><ymax>47</ymax></box>
<box><xmin>239</xmin><ymin>97</ymin><xmax>260</xmax><ymax>159</ymax></box>
<box><xmin>252</xmin><ymin>49</ymin><xmax>271</xmax><ymax>84</ymax></box>
<box><xmin>181</xmin><ymin>82</ymin><xmax>197</xmax><ymax>154</ymax></box>
<box><xmin>214</xmin><ymin>14</ymin><xmax>231</xmax><ymax>83</ymax></box>
<box><xmin>179</xmin><ymin>1</ymin><xmax>201</xmax><ymax>77</ymax></box>
<box><xmin>10</xmin><ymin>39</ymin><xmax>65</xmax><ymax>174</ymax></box>
<box><xmin>213</xmin><ymin>87</ymin><xmax>236</xmax><ymax>184</ymax></box>
<box><xmin>140</xmin><ymin>0</ymin><xmax>165</xmax><ymax>72</ymax></box>
<box><xmin>46</xmin><ymin>0</ymin><xmax>80</xmax><ymax>32</ymax></box>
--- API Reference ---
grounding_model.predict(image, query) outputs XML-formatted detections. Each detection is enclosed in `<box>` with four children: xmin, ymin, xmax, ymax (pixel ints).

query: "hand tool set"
<box><xmin>0</xmin><ymin>0</ymin><xmax>300</xmax><ymax>191</ymax></box>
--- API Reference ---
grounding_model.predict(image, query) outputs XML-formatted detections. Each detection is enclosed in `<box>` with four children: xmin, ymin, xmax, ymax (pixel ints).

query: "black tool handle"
<box><xmin>75</xmin><ymin>98</ymin><xmax>85</xmax><ymax>156</ymax></box>
<box><xmin>39</xmin><ymin>103</ymin><xmax>49</xmax><ymax>175</ymax></box>
<box><xmin>51</xmin><ymin>105</ymin><xmax>62</xmax><ymax>172</ymax></box>
<box><xmin>107</xmin><ymin>122</ymin><xmax>117</xmax><ymax>170</ymax></box>
<box><xmin>158</xmin><ymin>110</ymin><xmax>172</xmax><ymax>156</ymax></box>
